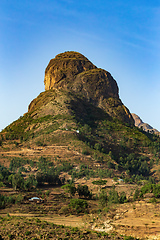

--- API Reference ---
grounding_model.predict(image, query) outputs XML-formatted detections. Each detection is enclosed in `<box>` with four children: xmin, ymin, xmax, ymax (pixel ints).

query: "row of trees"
<box><xmin>98</xmin><ymin>188</ymin><xmax>127</xmax><ymax>207</ymax></box>
<box><xmin>62</xmin><ymin>183</ymin><xmax>92</xmax><ymax>199</ymax></box>
<box><xmin>8</xmin><ymin>173</ymin><xmax>37</xmax><ymax>191</ymax></box>
<box><xmin>0</xmin><ymin>156</ymin><xmax>66</xmax><ymax>191</ymax></box>
<box><xmin>118</xmin><ymin>153</ymin><xmax>151</xmax><ymax>177</ymax></box>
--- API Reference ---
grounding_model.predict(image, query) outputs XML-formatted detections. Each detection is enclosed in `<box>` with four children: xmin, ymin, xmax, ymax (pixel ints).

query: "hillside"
<box><xmin>1</xmin><ymin>51</ymin><xmax>160</xmax><ymax>239</ymax></box>
<box><xmin>1</xmin><ymin>51</ymin><xmax>160</xmax><ymax>186</ymax></box>
<box><xmin>1</xmin><ymin>52</ymin><xmax>159</xmax><ymax>176</ymax></box>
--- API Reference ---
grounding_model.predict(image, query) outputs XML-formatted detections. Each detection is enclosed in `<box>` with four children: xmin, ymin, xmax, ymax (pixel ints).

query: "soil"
<box><xmin>1</xmin><ymin>145</ymin><xmax>160</xmax><ymax>239</ymax></box>
<box><xmin>1</xmin><ymin>184</ymin><xmax>160</xmax><ymax>239</ymax></box>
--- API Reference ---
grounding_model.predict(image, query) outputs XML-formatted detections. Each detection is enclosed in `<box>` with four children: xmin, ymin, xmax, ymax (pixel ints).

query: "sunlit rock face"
<box><xmin>43</xmin><ymin>51</ymin><xmax>134</xmax><ymax>125</ymax></box>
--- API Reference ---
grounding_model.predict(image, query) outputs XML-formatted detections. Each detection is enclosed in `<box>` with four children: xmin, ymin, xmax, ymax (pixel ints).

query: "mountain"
<box><xmin>1</xmin><ymin>51</ymin><xmax>160</xmax><ymax>240</ymax></box>
<box><xmin>132</xmin><ymin>113</ymin><xmax>160</xmax><ymax>135</ymax></box>
<box><xmin>1</xmin><ymin>51</ymin><xmax>160</xmax><ymax>180</ymax></box>
<box><xmin>29</xmin><ymin>51</ymin><xmax>134</xmax><ymax>125</ymax></box>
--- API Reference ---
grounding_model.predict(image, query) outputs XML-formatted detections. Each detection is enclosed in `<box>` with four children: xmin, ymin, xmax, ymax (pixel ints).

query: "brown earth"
<box><xmin>1</xmin><ymin>185</ymin><xmax>160</xmax><ymax>239</ymax></box>
<box><xmin>1</xmin><ymin>172</ymin><xmax>160</xmax><ymax>239</ymax></box>
<box><xmin>1</xmin><ymin>144</ymin><xmax>160</xmax><ymax>239</ymax></box>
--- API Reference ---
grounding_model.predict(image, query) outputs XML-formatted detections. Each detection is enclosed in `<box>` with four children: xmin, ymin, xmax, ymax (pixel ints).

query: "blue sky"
<box><xmin>1</xmin><ymin>0</ymin><xmax>160</xmax><ymax>131</ymax></box>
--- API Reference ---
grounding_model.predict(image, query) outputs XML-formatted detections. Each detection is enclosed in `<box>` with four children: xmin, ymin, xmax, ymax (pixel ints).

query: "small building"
<box><xmin>29</xmin><ymin>197</ymin><xmax>43</xmax><ymax>203</ymax></box>
<box><xmin>118</xmin><ymin>179</ymin><xmax>124</xmax><ymax>183</ymax></box>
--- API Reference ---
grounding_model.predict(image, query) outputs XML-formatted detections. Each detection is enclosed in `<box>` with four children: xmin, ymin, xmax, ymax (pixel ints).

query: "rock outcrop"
<box><xmin>42</xmin><ymin>51</ymin><xmax>134</xmax><ymax>125</ymax></box>
<box><xmin>44</xmin><ymin>51</ymin><xmax>97</xmax><ymax>91</ymax></box>
<box><xmin>132</xmin><ymin>113</ymin><xmax>159</xmax><ymax>135</ymax></box>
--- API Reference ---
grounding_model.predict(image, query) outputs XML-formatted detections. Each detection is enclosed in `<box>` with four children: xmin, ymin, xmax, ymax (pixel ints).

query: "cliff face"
<box><xmin>44</xmin><ymin>51</ymin><xmax>97</xmax><ymax>91</ymax></box>
<box><xmin>42</xmin><ymin>51</ymin><xmax>134</xmax><ymax>125</ymax></box>
<box><xmin>132</xmin><ymin>113</ymin><xmax>160</xmax><ymax>135</ymax></box>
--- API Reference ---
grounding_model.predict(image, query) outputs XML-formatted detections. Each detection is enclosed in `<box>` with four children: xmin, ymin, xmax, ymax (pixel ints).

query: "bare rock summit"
<box><xmin>132</xmin><ymin>113</ymin><xmax>159</xmax><ymax>135</ymax></box>
<box><xmin>43</xmin><ymin>51</ymin><xmax>134</xmax><ymax>125</ymax></box>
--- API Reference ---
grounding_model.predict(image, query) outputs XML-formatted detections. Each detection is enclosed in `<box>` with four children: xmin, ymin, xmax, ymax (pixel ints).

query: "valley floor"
<box><xmin>1</xmin><ymin>185</ymin><xmax>160</xmax><ymax>239</ymax></box>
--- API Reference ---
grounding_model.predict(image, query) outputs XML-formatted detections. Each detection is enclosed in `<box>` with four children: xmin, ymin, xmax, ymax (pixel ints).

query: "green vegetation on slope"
<box><xmin>0</xmin><ymin>90</ymin><xmax>160</xmax><ymax>183</ymax></box>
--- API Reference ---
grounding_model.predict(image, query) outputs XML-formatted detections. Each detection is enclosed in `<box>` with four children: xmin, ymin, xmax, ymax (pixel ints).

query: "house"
<box><xmin>29</xmin><ymin>197</ymin><xmax>44</xmax><ymax>203</ymax></box>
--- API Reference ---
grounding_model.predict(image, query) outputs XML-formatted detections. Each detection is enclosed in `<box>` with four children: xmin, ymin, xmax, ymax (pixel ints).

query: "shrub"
<box><xmin>0</xmin><ymin>164</ymin><xmax>11</xmax><ymax>184</ymax></box>
<box><xmin>61</xmin><ymin>184</ymin><xmax>76</xmax><ymax>197</ymax></box>
<box><xmin>92</xmin><ymin>180</ymin><xmax>107</xmax><ymax>185</ymax></box>
<box><xmin>11</xmin><ymin>173</ymin><xmax>25</xmax><ymax>190</ymax></box>
<box><xmin>119</xmin><ymin>191</ymin><xmax>127</xmax><ymax>203</ymax></box>
<box><xmin>82</xmin><ymin>149</ymin><xmax>90</xmax><ymax>155</ymax></box>
<box><xmin>124</xmin><ymin>236</ymin><xmax>134</xmax><ymax>240</ymax></box>
<box><xmin>94</xmin><ymin>143</ymin><xmax>102</xmax><ymax>152</ymax></box>
<box><xmin>98</xmin><ymin>190</ymin><xmax>108</xmax><ymax>208</ymax></box>
<box><xmin>108</xmin><ymin>189</ymin><xmax>119</xmax><ymax>204</ymax></box>
<box><xmin>25</xmin><ymin>231</ymin><xmax>31</xmax><ymax>236</ymax></box>
<box><xmin>140</xmin><ymin>183</ymin><xmax>160</xmax><ymax>198</ymax></box>
<box><xmin>69</xmin><ymin>199</ymin><xmax>88</xmax><ymax>213</ymax></box>
<box><xmin>77</xmin><ymin>185</ymin><xmax>92</xmax><ymax>199</ymax></box>
<box><xmin>9</xmin><ymin>157</ymin><xmax>28</xmax><ymax>172</ymax></box>
<box><xmin>59</xmin><ymin>206</ymin><xmax>69</xmax><ymax>214</ymax></box>
<box><xmin>119</xmin><ymin>153</ymin><xmax>150</xmax><ymax>177</ymax></box>
<box><xmin>36</xmin><ymin>141</ymin><xmax>46</xmax><ymax>146</ymax></box>
<box><xmin>133</xmin><ymin>188</ymin><xmax>139</xmax><ymax>201</ymax></box>
<box><xmin>0</xmin><ymin>194</ymin><xmax>15</xmax><ymax>209</ymax></box>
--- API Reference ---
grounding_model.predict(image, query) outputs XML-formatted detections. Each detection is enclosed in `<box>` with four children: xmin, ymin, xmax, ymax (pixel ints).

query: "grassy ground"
<box><xmin>0</xmin><ymin>214</ymin><xmax>136</xmax><ymax>240</ymax></box>
<box><xmin>1</xmin><ymin>182</ymin><xmax>160</xmax><ymax>239</ymax></box>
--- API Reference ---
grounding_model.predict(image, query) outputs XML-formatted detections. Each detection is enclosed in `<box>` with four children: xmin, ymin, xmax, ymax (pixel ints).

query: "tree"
<box><xmin>69</xmin><ymin>199</ymin><xmax>88</xmax><ymax>214</ymax></box>
<box><xmin>24</xmin><ymin>175</ymin><xmax>38</xmax><ymax>191</ymax></box>
<box><xmin>77</xmin><ymin>185</ymin><xmax>92</xmax><ymax>199</ymax></box>
<box><xmin>11</xmin><ymin>173</ymin><xmax>24</xmax><ymax>190</ymax></box>
<box><xmin>108</xmin><ymin>188</ymin><xmax>119</xmax><ymax>204</ymax></box>
<box><xmin>133</xmin><ymin>188</ymin><xmax>139</xmax><ymax>201</ymax></box>
<box><xmin>119</xmin><ymin>191</ymin><xmax>127</xmax><ymax>203</ymax></box>
<box><xmin>98</xmin><ymin>190</ymin><xmax>108</xmax><ymax>208</ymax></box>
<box><xmin>61</xmin><ymin>184</ymin><xmax>76</xmax><ymax>198</ymax></box>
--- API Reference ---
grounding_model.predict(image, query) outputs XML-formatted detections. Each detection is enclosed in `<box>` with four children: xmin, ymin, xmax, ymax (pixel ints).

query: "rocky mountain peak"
<box><xmin>44</xmin><ymin>51</ymin><xmax>120</xmax><ymax>100</ymax></box>
<box><xmin>44</xmin><ymin>51</ymin><xmax>97</xmax><ymax>91</ymax></box>
<box><xmin>131</xmin><ymin>113</ymin><xmax>160</xmax><ymax>135</ymax></box>
<box><xmin>30</xmin><ymin>51</ymin><xmax>134</xmax><ymax>125</ymax></box>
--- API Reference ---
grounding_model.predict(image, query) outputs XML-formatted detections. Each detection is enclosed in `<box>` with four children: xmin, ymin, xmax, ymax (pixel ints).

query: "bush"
<box><xmin>82</xmin><ymin>149</ymin><xmax>90</xmax><ymax>155</ymax></box>
<box><xmin>119</xmin><ymin>191</ymin><xmax>127</xmax><ymax>203</ymax></box>
<box><xmin>77</xmin><ymin>185</ymin><xmax>92</xmax><ymax>199</ymax></box>
<box><xmin>25</xmin><ymin>231</ymin><xmax>31</xmax><ymax>236</ymax></box>
<box><xmin>94</xmin><ymin>143</ymin><xmax>102</xmax><ymax>152</ymax></box>
<box><xmin>9</xmin><ymin>157</ymin><xmax>28</xmax><ymax>172</ymax></box>
<box><xmin>108</xmin><ymin>189</ymin><xmax>119</xmax><ymax>204</ymax></box>
<box><xmin>124</xmin><ymin>236</ymin><xmax>134</xmax><ymax>240</ymax></box>
<box><xmin>36</xmin><ymin>141</ymin><xmax>46</xmax><ymax>147</ymax></box>
<box><xmin>140</xmin><ymin>183</ymin><xmax>160</xmax><ymax>198</ymax></box>
<box><xmin>61</xmin><ymin>184</ymin><xmax>76</xmax><ymax>197</ymax></box>
<box><xmin>0</xmin><ymin>194</ymin><xmax>15</xmax><ymax>209</ymax></box>
<box><xmin>133</xmin><ymin>188</ymin><xmax>139</xmax><ymax>201</ymax></box>
<box><xmin>59</xmin><ymin>206</ymin><xmax>70</xmax><ymax>214</ymax></box>
<box><xmin>69</xmin><ymin>199</ymin><xmax>88</xmax><ymax>213</ymax></box>
<box><xmin>92</xmin><ymin>180</ymin><xmax>107</xmax><ymax>185</ymax></box>
<box><xmin>119</xmin><ymin>153</ymin><xmax>150</xmax><ymax>177</ymax></box>
<box><xmin>10</xmin><ymin>173</ymin><xmax>25</xmax><ymax>190</ymax></box>
<box><xmin>98</xmin><ymin>190</ymin><xmax>108</xmax><ymax>207</ymax></box>
<box><xmin>98</xmin><ymin>188</ymin><xmax>127</xmax><ymax>207</ymax></box>
<box><xmin>0</xmin><ymin>164</ymin><xmax>12</xmax><ymax>185</ymax></box>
